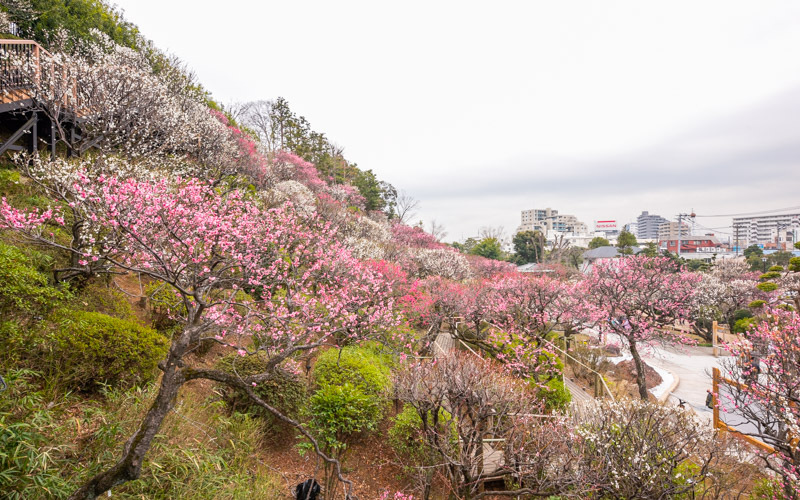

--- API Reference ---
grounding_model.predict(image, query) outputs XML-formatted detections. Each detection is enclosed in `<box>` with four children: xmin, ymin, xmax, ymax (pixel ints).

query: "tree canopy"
<box><xmin>512</xmin><ymin>230</ymin><xmax>544</xmax><ymax>264</ymax></box>
<box><xmin>588</xmin><ymin>236</ymin><xmax>610</xmax><ymax>249</ymax></box>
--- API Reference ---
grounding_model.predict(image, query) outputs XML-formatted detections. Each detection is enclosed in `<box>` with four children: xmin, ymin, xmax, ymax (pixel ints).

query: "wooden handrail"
<box><xmin>1</xmin><ymin>39</ymin><xmax>81</xmax><ymax>114</ymax></box>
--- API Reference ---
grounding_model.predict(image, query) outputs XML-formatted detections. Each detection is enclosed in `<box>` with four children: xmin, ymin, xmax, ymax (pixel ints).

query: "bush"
<box><xmin>312</xmin><ymin>346</ymin><xmax>392</xmax><ymax>397</ymax></box>
<box><xmin>45</xmin><ymin>310</ymin><xmax>168</xmax><ymax>391</ymax></box>
<box><xmin>538</xmin><ymin>378</ymin><xmax>572</xmax><ymax>412</ymax></box>
<box><xmin>303</xmin><ymin>382</ymin><xmax>384</xmax><ymax>499</ymax></box>
<box><xmin>215</xmin><ymin>353</ymin><xmax>306</xmax><ymax>432</ymax></box>
<box><xmin>0</xmin><ymin>242</ymin><xmax>67</xmax><ymax>319</ymax></box>
<box><xmin>72</xmin><ymin>279</ymin><xmax>136</xmax><ymax>321</ymax></box>
<box><xmin>733</xmin><ymin>317</ymin><xmax>757</xmax><ymax>334</ymax></box>
<box><xmin>389</xmin><ymin>404</ymin><xmax>455</xmax><ymax>461</ymax></box>
<box><xmin>732</xmin><ymin>309</ymin><xmax>753</xmax><ymax>322</ymax></box>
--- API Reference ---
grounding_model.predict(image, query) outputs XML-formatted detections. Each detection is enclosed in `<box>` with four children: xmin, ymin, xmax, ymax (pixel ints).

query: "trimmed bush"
<box><xmin>733</xmin><ymin>317</ymin><xmax>756</xmax><ymax>334</ymax></box>
<box><xmin>216</xmin><ymin>353</ymin><xmax>307</xmax><ymax>432</ymax></box>
<box><xmin>538</xmin><ymin>378</ymin><xmax>572</xmax><ymax>412</ymax></box>
<box><xmin>45</xmin><ymin>310</ymin><xmax>168</xmax><ymax>391</ymax></box>
<box><xmin>312</xmin><ymin>346</ymin><xmax>392</xmax><ymax>397</ymax></box>
<box><xmin>0</xmin><ymin>242</ymin><xmax>67</xmax><ymax>318</ymax></box>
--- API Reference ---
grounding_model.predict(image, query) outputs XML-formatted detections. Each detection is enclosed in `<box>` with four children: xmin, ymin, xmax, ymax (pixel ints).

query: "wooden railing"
<box><xmin>711</xmin><ymin>367</ymin><xmax>776</xmax><ymax>453</ymax></box>
<box><xmin>0</xmin><ymin>39</ymin><xmax>79</xmax><ymax>110</ymax></box>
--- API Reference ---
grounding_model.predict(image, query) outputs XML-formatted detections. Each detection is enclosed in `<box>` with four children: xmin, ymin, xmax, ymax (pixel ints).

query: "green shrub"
<box><xmin>733</xmin><ymin>317</ymin><xmax>756</xmax><ymax>334</ymax></box>
<box><xmin>0</xmin><ymin>242</ymin><xmax>68</xmax><ymax>318</ymax></box>
<box><xmin>767</xmin><ymin>265</ymin><xmax>784</xmax><ymax>272</ymax></box>
<box><xmin>312</xmin><ymin>346</ymin><xmax>392</xmax><ymax>397</ymax></box>
<box><xmin>305</xmin><ymin>383</ymin><xmax>382</xmax><ymax>452</ymax></box>
<box><xmin>748</xmin><ymin>300</ymin><xmax>767</xmax><ymax>309</ymax></box>
<box><xmin>72</xmin><ymin>279</ymin><xmax>136</xmax><ymax>321</ymax></box>
<box><xmin>303</xmin><ymin>382</ymin><xmax>383</xmax><ymax>497</ymax></box>
<box><xmin>732</xmin><ymin>309</ymin><xmax>753</xmax><ymax>322</ymax></box>
<box><xmin>756</xmin><ymin>282</ymin><xmax>779</xmax><ymax>293</ymax></box>
<box><xmin>45</xmin><ymin>310</ymin><xmax>168</xmax><ymax>391</ymax></box>
<box><xmin>389</xmin><ymin>404</ymin><xmax>455</xmax><ymax>460</ymax></box>
<box><xmin>537</xmin><ymin>378</ymin><xmax>572</xmax><ymax>412</ymax></box>
<box><xmin>215</xmin><ymin>353</ymin><xmax>306</xmax><ymax>433</ymax></box>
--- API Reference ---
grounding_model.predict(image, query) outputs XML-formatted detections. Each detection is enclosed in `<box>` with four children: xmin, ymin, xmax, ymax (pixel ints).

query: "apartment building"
<box><xmin>636</xmin><ymin>211</ymin><xmax>669</xmax><ymax>240</ymax></box>
<box><xmin>657</xmin><ymin>221</ymin><xmax>691</xmax><ymax>240</ymax></box>
<box><xmin>732</xmin><ymin>213</ymin><xmax>800</xmax><ymax>250</ymax></box>
<box><xmin>517</xmin><ymin>207</ymin><xmax>588</xmax><ymax>234</ymax></box>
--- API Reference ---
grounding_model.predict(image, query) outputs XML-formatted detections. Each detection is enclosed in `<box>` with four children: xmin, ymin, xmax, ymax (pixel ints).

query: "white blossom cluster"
<box><xmin>412</xmin><ymin>248</ymin><xmax>473</xmax><ymax>281</ymax></box>
<box><xmin>263</xmin><ymin>180</ymin><xmax>316</xmax><ymax>215</ymax></box>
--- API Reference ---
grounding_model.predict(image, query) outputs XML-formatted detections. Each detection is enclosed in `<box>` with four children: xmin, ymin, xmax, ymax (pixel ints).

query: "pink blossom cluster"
<box><xmin>390</xmin><ymin>223</ymin><xmax>445</xmax><ymax>249</ymax></box>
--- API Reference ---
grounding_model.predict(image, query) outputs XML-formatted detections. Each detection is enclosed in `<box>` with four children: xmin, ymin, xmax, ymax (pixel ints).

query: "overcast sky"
<box><xmin>114</xmin><ymin>0</ymin><xmax>800</xmax><ymax>242</ymax></box>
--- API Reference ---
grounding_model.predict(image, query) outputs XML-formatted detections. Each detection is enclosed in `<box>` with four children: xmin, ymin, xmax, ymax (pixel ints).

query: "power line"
<box><xmin>694</xmin><ymin>205</ymin><xmax>800</xmax><ymax>218</ymax></box>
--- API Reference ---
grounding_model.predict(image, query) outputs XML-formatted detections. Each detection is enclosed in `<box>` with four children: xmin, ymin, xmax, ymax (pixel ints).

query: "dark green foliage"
<box><xmin>588</xmin><ymin>236</ymin><xmax>610</xmax><ymax>249</ymax></box>
<box><xmin>743</xmin><ymin>245</ymin><xmax>763</xmax><ymax>259</ymax></box>
<box><xmin>469</xmin><ymin>237</ymin><xmax>503</xmax><ymax>260</ymax></box>
<box><xmin>0</xmin><ymin>242</ymin><xmax>68</xmax><ymax>319</ymax></box>
<box><xmin>311</xmin><ymin>346</ymin><xmax>392</xmax><ymax>397</ymax></box>
<box><xmin>616</xmin><ymin>230</ymin><xmax>638</xmax><ymax>255</ymax></box>
<box><xmin>684</xmin><ymin>259</ymin><xmax>709</xmax><ymax>272</ymax></box>
<box><xmin>215</xmin><ymin>353</ymin><xmax>306</xmax><ymax>432</ymax></box>
<box><xmin>16</xmin><ymin>0</ymin><xmax>140</xmax><ymax>51</ymax></box>
<box><xmin>732</xmin><ymin>309</ymin><xmax>753</xmax><ymax>322</ymax></box>
<box><xmin>352</xmin><ymin>169</ymin><xmax>386</xmax><ymax>211</ymax></box>
<box><xmin>452</xmin><ymin>236</ymin><xmax>478</xmax><ymax>254</ymax></box>
<box><xmin>512</xmin><ymin>230</ymin><xmax>544</xmax><ymax>263</ymax></box>
<box><xmin>45</xmin><ymin>310</ymin><xmax>168</xmax><ymax>391</ymax></box>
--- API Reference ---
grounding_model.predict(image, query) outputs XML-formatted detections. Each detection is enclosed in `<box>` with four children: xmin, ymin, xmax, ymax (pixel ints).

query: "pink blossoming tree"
<box><xmin>585</xmin><ymin>256</ymin><xmax>699</xmax><ymax>400</ymax></box>
<box><xmin>0</xmin><ymin>170</ymin><xmax>398</xmax><ymax>500</ymax></box>
<box><xmin>720</xmin><ymin>309</ymin><xmax>800</xmax><ymax>497</ymax></box>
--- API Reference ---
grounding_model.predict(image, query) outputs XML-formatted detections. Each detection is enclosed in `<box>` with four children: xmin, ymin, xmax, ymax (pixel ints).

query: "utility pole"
<box><xmin>676</xmin><ymin>211</ymin><xmax>696</xmax><ymax>258</ymax></box>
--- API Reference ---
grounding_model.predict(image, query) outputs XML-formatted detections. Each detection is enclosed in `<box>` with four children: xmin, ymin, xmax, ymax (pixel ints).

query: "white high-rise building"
<box><xmin>732</xmin><ymin>213</ymin><xmax>800</xmax><ymax>250</ymax></box>
<box><xmin>517</xmin><ymin>207</ymin><xmax>587</xmax><ymax>234</ymax></box>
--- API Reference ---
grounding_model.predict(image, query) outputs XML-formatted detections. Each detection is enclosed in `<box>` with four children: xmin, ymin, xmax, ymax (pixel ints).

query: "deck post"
<box><xmin>29</xmin><ymin>111</ymin><xmax>38</xmax><ymax>153</ymax></box>
<box><xmin>712</xmin><ymin>321</ymin><xmax>718</xmax><ymax>357</ymax></box>
<box><xmin>712</xmin><ymin>367</ymin><xmax>720</xmax><ymax>429</ymax></box>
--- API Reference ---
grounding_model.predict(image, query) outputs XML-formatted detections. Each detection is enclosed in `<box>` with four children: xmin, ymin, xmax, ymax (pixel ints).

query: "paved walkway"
<box><xmin>641</xmin><ymin>344</ymin><xmax>725</xmax><ymax>423</ymax></box>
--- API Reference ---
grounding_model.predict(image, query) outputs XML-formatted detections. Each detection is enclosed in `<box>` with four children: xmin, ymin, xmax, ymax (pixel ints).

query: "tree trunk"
<box><xmin>68</xmin><ymin>351</ymin><xmax>186</xmax><ymax>499</ymax></box>
<box><xmin>629</xmin><ymin>341</ymin><xmax>649</xmax><ymax>401</ymax></box>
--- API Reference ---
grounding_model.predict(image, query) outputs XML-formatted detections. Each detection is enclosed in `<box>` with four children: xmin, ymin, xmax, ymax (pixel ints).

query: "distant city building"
<box><xmin>659</xmin><ymin>234</ymin><xmax>722</xmax><ymax>254</ymax></box>
<box><xmin>732</xmin><ymin>213</ymin><xmax>800</xmax><ymax>250</ymax></box>
<box><xmin>623</xmin><ymin>222</ymin><xmax>638</xmax><ymax>235</ymax></box>
<box><xmin>636</xmin><ymin>211</ymin><xmax>669</xmax><ymax>240</ymax></box>
<box><xmin>517</xmin><ymin>207</ymin><xmax>587</xmax><ymax>234</ymax></box>
<box><xmin>657</xmin><ymin>221</ymin><xmax>691</xmax><ymax>240</ymax></box>
<box><xmin>594</xmin><ymin>220</ymin><xmax>620</xmax><ymax>238</ymax></box>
